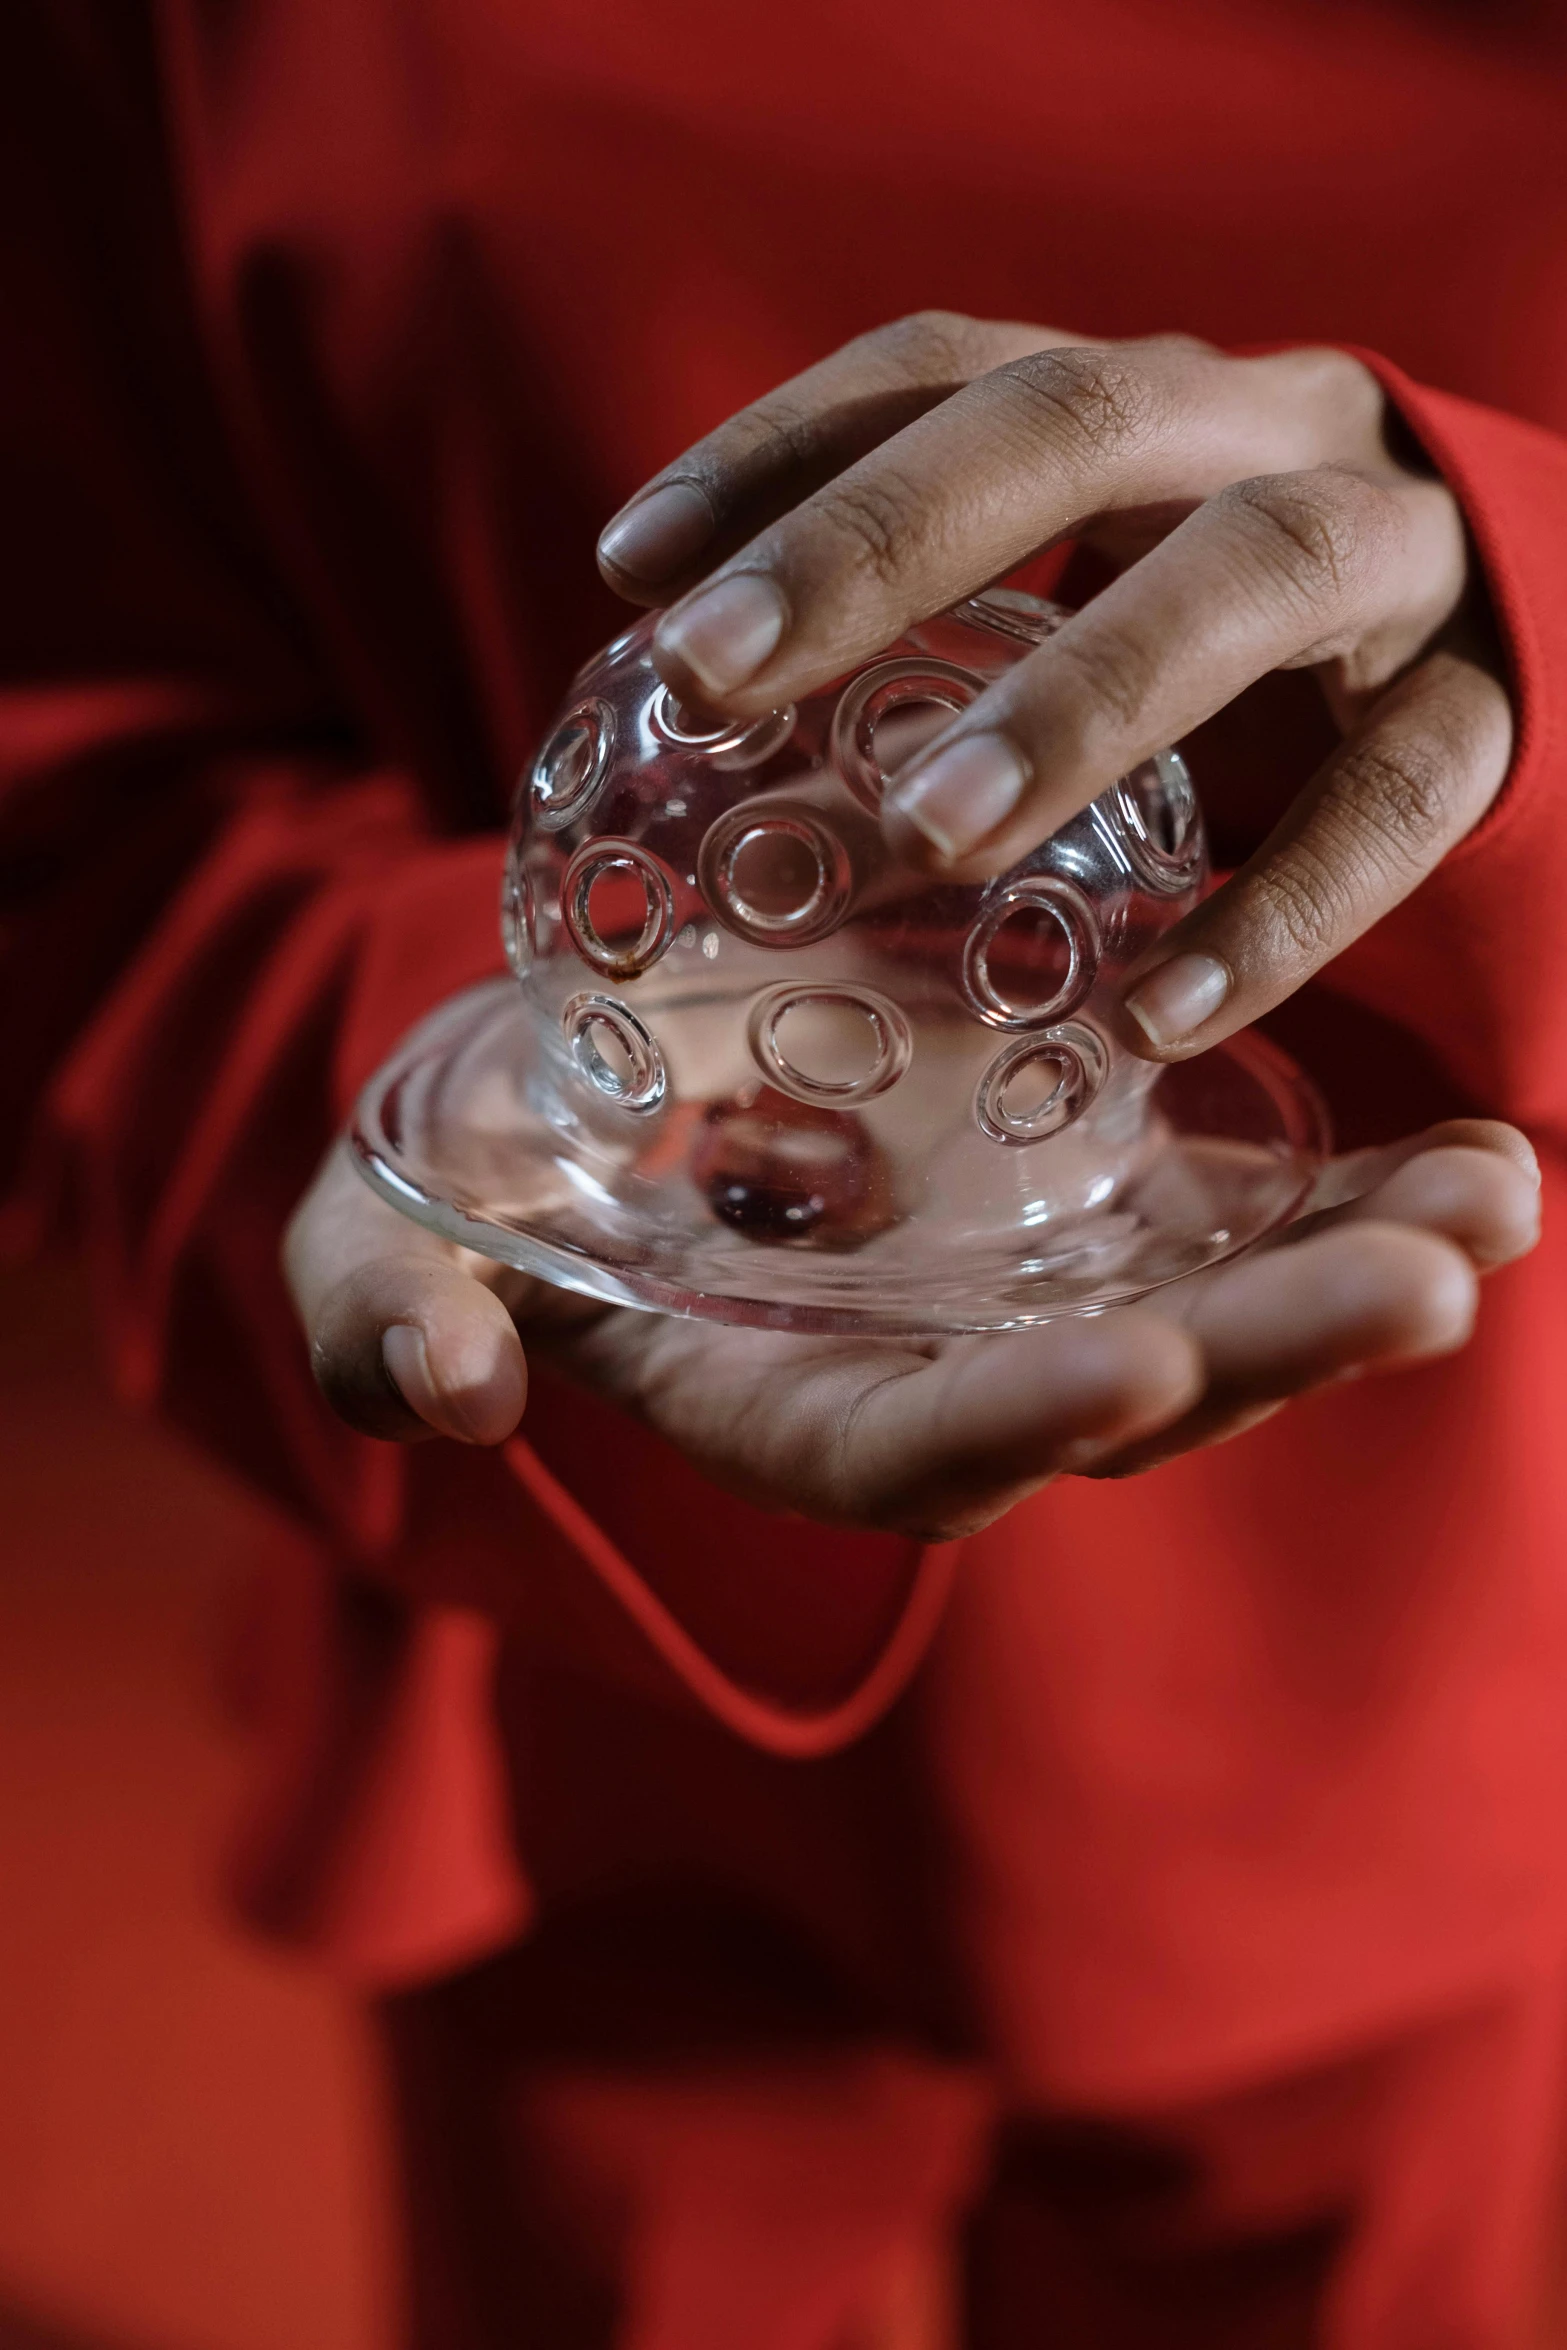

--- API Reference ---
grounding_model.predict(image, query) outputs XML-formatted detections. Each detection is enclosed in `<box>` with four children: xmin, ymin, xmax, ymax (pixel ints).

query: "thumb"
<box><xmin>315</xmin><ymin>1255</ymin><xmax>528</xmax><ymax>1445</ymax></box>
<box><xmin>285</xmin><ymin>1140</ymin><xmax>527</xmax><ymax>1446</ymax></box>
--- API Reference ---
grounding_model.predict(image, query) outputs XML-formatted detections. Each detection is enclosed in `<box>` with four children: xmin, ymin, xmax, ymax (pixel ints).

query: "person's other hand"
<box><xmin>597</xmin><ymin>319</ymin><xmax>1511</xmax><ymax>1060</ymax></box>
<box><xmin>285</xmin><ymin>1124</ymin><xmax>1539</xmax><ymax>1541</ymax></box>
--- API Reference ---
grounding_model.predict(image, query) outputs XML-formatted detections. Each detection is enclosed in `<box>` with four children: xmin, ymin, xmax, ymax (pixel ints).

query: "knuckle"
<box><xmin>865</xmin><ymin>308</ymin><xmax>987</xmax><ymax>381</ymax></box>
<box><xmin>1250</xmin><ymin>847</ymin><xmax>1351</xmax><ymax>965</ymax></box>
<box><xmin>998</xmin><ymin>344</ymin><xmax>1164</xmax><ymax>458</ymax></box>
<box><xmin>1328</xmin><ymin>732</ymin><xmax>1455</xmax><ymax>876</ymax></box>
<box><xmin>735</xmin><ymin>389</ymin><xmax>827</xmax><ymax>475</ymax></box>
<box><xmin>814</xmin><ymin>464</ymin><xmax>926</xmax><ymax>587</ymax></box>
<box><xmin>1049</xmin><ymin>620</ymin><xmax>1159</xmax><ymax>737</ymax></box>
<box><xmin>1223</xmin><ymin>468</ymin><xmax>1395</xmax><ymax>606</ymax></box>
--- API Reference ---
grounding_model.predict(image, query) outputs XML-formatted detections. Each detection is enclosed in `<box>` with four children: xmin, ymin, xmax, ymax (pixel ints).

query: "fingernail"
<box><xmin>598</xmin><ymin>481</ymin><xmax>714</xmax><ymax>583</ymax></box>
<box><xmin>382</xmin><ymin>1322</ymin><xmax>461</xmax><ymax>1437</ymax></box>
<box><xmin>884</xmin><ymin>732</ymin><xmax>1029</xmax><ymax>862</ymax></box>
<box><xmin>655</xmin><ymin>572</ymin><xmax>787</xmax><ymax>696</ymax></box>
<box><xmin>382</xmin><ymin>1322</ymin><xmax>508</xmax><ymax>1445</ymax></box>
<box><xmin>1123</xmin><ymin>953</ymin><xmax>1232</xmax><ymax>1048</ymax></box>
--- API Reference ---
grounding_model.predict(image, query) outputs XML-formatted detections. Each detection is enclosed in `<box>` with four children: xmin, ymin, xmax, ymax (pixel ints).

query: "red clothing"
<box><xmin>8</xmin><ymin>2</ymin><xmax>1567</xmax><ymax>2328</ymax></box>
<box><xmin>376</xmin><ymin>1950</ymin><xmax>1567</xmax><ymax>2349</ymax></box>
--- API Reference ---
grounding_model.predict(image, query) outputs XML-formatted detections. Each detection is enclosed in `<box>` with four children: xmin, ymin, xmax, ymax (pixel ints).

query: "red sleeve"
<box><xmin>1</xmin><ymin>0</ymin><xmax>940</xmax><ymax>1756</ymax></box>
<box><xmin>1322</xmin><ymin>355</ymin><xmax>1567</xmax><ymax>1148</ymax></box>
<box><xmin>0</xmin><ymin>1</ymin><xmax>504</xmax><ymax>1527</ymax></box>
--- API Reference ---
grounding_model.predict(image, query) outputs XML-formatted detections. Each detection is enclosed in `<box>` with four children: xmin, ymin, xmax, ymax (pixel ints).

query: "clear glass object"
<box><xmin>352</xmin><ymin>592</ymin><xmax>1327</xmax><ymax>1332</ymax></box>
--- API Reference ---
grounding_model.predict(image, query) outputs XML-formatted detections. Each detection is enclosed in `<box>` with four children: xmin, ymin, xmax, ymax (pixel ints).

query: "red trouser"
<box><xmin>377</xmin><ymin>1917</ymin><xmax>1567</xmax><ymax>2350</ymax></box>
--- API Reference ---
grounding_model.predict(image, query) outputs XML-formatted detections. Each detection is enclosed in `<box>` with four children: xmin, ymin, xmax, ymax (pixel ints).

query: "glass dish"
<box><xmin>351</xmin><ymin>592</ymin><xmax>1327</xmax><ymax>1333</ymax></box>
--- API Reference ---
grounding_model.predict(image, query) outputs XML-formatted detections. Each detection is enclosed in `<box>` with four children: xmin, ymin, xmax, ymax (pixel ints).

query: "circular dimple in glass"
<box><xmin>529</xmin><ymin>698</ymin><xmax>615</xmax><ymax>830</ymax></box>
<box><xmin>648</xmin><ymin>684</ymin><xmax>796</xmax><ymax>769</ymax></box>
<box><xmin>961</xmin><ymin>877</ymin><xmax>1101</xmax><ymax>1030</ymax></box>
<box><xmin>830</xmin><ymin>658</ymin><xmax>983</xmax><ymax>812</ymax></box>
<box><xmin>698</xmin><ymin>804</ymin><xmax>851</xmax><ymax>946</ymax></box>
<box><xmin>746</xmin><ymin>983</ymin><xmax>913</xmax><ymax>1108</ymax></box>
<box><xmin>957</xmin><ymin>588</ymin><xmax>1067</xmax><ymax>648</ymax></box>
<box><xmin>1113</xmin><ymin>749</ymin><xmax>1203</xmax><ymax>894</ymax></box>
<box><xmin>563</xmin><ymin>992</ymin><xmax>667</xmax><ymax>1115</ymax></box>
<box><xmin>500</xmin><ymin>860</ymin><xmax>534</xmax><ymax>980</ymax></box>
<box><xmin>975</xmin><ymin>1022</ymin><xmax>1108</xmax><ymax>1147</ymax></box>
<box><xmin>561</xmin><ymin>840</ymin><xmax>677</xmax><ymax>978</ymax></box>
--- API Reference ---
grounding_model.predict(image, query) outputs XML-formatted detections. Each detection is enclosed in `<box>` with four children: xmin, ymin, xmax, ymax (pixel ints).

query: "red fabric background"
<box><xmin>5</xmin><ymin>0</ymin><xmax>1567</xmax><ymax>2119</ymax></box>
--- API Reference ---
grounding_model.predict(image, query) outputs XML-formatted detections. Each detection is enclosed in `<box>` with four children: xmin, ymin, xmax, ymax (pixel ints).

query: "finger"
<box><xmin>596</xmin><ymin>311</ymin><xmax>1058</xmax><ymax>597</ymax></box>
<box><xmin>1330</xmin><ymin>1144</ymin><xmax>1541</xmax><ymax>1268</ymax></box>
<box><xmin>313</xmin><ymin>1257</ymin><xmax>528</xmax><ymax>1445</ymax></box>
<box><xmin>1186</xmin><ymin>1219</ymin><xmax>1479</xmax><ymax>1387</ymax></box>
<box><xmin>1116</xmin><ymin>650</ymin><xmax>1512</xmax><ymax>1055</ymax></box>
<box><xmin>880</xmin><ymin>463</ymin><xmax>1464</xmax><ymax>872</ymax></box>
<box><xmin>646</xmin><ymin>341</ymin><xmax>1378</xmax><ymax>714</ymax></box>
<box><xmin>1306</xmin><ymin>1117</ymin><xmax>1541</xmax><ymax>1213</ymax></box>
<box><xmin>1088</xmin><ymin>1219</ymin><xmax>1478</xmax><ymax>1477</ymax></box>
<box><xmin>1289</xmin><ymin>1135</ymin><xmax>1540</xmax><ymax>1271</ymax></box>
<box><xmin>828</xmin><ymin>1311</ymin><xmax>1203</xmax><ymax>1534</ymax></box>
<box><xmin>561</xmin><ymin>1304</ymin><xmax>1201</xmax><ymax>1539</ymax></box>
<box><xmin>284</xmin><ymin>1144</ymin><xmax>527</xmax><ymax>1445</ymax></box>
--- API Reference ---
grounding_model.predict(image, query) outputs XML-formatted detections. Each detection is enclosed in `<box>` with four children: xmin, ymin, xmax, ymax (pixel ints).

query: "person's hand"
<box><xmin>596</xmin><ymin>318</ymin><xmax>1512</xmax><ymax>1059</ymax></box>
<box><xmin>285</xmin><ymin>1124</ymin><xmax>1539</xmax><ymax>1540</ymax></box>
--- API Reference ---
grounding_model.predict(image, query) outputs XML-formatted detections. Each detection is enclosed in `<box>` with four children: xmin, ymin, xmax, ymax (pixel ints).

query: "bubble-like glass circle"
<box><xmin>975</xmin><ymin>1022</ymin><xmax>1108</xmax><ymax>1146</ymax></box>
<box><xmin>563</xmin><ymin>992</ymin><xmax>667</xmax><ymax>1114</ymax></box>
<box><xmin>500</xmin><ymin>862</ymin><xmax>533</xmax><ymax>980</ymax></box>
<box><xmin>957</xmin><ymin>588</ymin><xmax>1067</xmax><ymax>647</ymax></box>
<box><xmin>561</xmin><ymin>840</ymin><xmax>677</xmax><ymax>978</ymax></box>
<box><xmin>746</xmin><ymin>983</ymin><xmax>913</xmax><ymax>1108</ymax></box>
<box><xmin>530</xmin><ymin>698</ymin><xmax>615</xmax><ymax>831</ymax></box>
<box><xmin>1113</xmin><ymin>750</ymin><xmax>1203</xmax><ymax>894</ymax></box>
<box><xmin>961</xmin><ymin>876</ymin><xmax>1100</xmax><ymax>1030</ymax></box>
<box><xmin>648</xmin><ymin>685</ymin><xmax>796</xmax><ymax>769</ymax></box>
<box><xmin>698</xmin><ymin>804</ymin><xmax>851</xmax><ymax>946</ymax></box>
<box><xmin>830</xmin><ymin>658</ymin><xmax>983</xmax><ymax>812</ymax></box>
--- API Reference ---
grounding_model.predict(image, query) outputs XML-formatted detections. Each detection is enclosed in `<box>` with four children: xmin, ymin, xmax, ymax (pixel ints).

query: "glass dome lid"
<box><xmin>351</xmin><ymin>591</ymin><xmax>1326</xmax><ymax>1334</ymax></box>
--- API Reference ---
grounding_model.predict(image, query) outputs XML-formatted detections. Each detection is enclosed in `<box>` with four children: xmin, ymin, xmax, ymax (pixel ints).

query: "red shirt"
<box><xmin>7</xmin><ymin>0</ymin><xmax>1567</xmax><ymax>2099</ymax></box>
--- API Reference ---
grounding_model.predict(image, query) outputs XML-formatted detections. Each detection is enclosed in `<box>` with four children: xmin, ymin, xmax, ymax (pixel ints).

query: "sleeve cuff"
<box><xmin>1347</xmin><ymin>349</ymin><xmax>1566</xmax><ymax>877</ymax></box>
<box><xmin>1309</xmin><ymin>353</ymin><xmax>1567</xmax><ymax>1127</ymax></box>
<box><xmin>333</xmin><ymin>834</ymin><xmax>509</xmax><ymax>1117</ymax></box>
